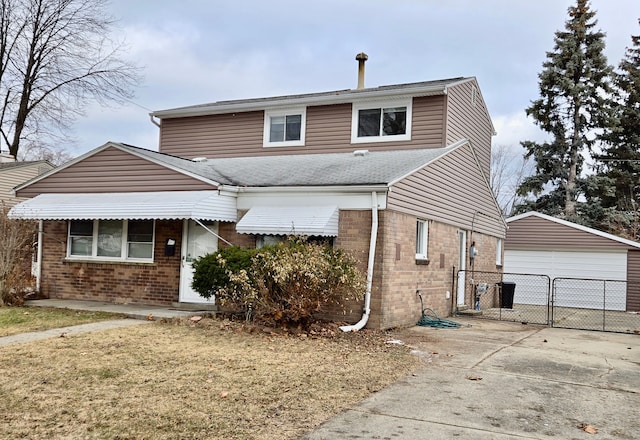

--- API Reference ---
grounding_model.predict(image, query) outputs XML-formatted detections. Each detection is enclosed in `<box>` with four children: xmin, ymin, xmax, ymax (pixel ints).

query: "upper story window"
<box><xmin>68</xmin><ymin>219</ymin><xmax>155</xmax><ymax>262</ymax></box>
<box><xmin>351</xmin><ymin>99</ymin><xmax>412</xmax><ymax>144</ymax></box>
<box><xmin>263</xmin><ymin>108</ymin><xmax>306</xmax><ymax>147</ymax></box>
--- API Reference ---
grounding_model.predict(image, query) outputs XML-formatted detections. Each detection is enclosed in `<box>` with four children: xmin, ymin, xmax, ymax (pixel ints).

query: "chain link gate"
<box><xmin>454</xmin><ymin>270</ymin><xmax>640</xmax><ymax>334</ymax></box>
<box><xmin>551</xmin><ymin>278</ymin><xmax>640</xmax><ymax>333</ymax></box>
<box><xmin>454</xmin><ymin>270</ymin><xmax>551</xmax><ymax>325</ymax></box>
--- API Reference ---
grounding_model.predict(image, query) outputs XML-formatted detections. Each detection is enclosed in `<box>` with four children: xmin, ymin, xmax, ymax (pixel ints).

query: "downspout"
<box><xmin>36</xmin><ymin>220</ymin><xmax>43</xmax><ymax>291</ymax></box>
<box><xmin>340</xmin><ymin>191</ymin><xmax>378</xmax><ymax>332</ymax></box>
<box><xmin>149</xmin><ymin>114</ymin><xmax>160</xmax><ymax>128</ymax></box>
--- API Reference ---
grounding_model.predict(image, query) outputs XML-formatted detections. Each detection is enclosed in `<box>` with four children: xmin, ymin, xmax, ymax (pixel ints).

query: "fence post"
<box><xmin>602</xmin><ymin>280</ymin><xmax>606</xmax><ymax>332</ymax></box>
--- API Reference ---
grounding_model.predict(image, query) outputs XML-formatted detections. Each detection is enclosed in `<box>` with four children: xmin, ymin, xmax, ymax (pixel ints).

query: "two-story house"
<box><xmin>10</xmin><ymin>63</ymin><xmax>506</xmax><ymax>329</ymax></box>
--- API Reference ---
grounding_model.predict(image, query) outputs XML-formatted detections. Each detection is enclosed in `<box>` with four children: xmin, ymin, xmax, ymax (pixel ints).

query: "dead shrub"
<box><xmin>0</xmin><ymin>204</ymin><xmax>37</xmax><ymax>305</ymax></box>
<box><xmin>192</xmin><ymin>238</ymin><xmax>366</xmax><ymax>327</ymax></box>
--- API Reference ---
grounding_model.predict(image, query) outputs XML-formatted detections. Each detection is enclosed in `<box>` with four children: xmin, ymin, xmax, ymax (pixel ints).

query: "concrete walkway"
<box><xmin>304</xmin><ymin>318</ymin><xmax>640</xmax><ymax>439</ymax></box>
<box><xmin>24</xmin><ymin>298</ymin><xmax>210</xmax><ymax>320</ymax></box>
<box><xmin>0</xmin><ymin>299</ymin><xmax>208</xmax><ymax>347</ymax></box>
<box><xmin>0</xmin><ymin>319</ymin><xmax>151</xmax><ymax>347</ymax></box>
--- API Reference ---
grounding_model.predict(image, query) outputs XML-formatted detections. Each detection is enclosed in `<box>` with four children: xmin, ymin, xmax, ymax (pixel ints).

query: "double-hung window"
<box><xmin>68</xmin><ymin>219</ymin><xmax>155</xmax><ymax>261</ymax></box>
<box><xmin>415</xmin><ymin>219</ymin><xmax>429</xmax><ymax>260</ymax></box>
<box><xmin>263</xmin><ymin>108</ymin><xmax>306</xmax><ymax>147</ymax></box>
<box><xmin>352</xmin><ymin>99</ymin><xmax>412</xmax><ymax>143</ymax></box>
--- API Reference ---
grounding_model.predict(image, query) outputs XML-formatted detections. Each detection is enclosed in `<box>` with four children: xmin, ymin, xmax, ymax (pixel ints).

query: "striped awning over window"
<box><xmin>236</xmin><ymin>205</ymin><xmax>339</xmax><ymax>237</ymax></box>
<box><xmin>8</xmin><ymin>191</ymin><xmax>237</xmax><ymax>221</ymax></box>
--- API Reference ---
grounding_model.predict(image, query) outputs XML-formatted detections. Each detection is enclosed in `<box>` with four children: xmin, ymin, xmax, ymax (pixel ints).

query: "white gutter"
<box><xmin>340</xmin><ymin>191</ymin><xmax>379</xmax><ymax>332</ymax></box>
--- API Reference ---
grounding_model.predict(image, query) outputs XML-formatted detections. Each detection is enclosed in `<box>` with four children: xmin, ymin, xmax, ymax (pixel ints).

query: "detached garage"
<box><xmin>504</xmin><ymin>212</ymin><xmax>640</xmax><ymax>312</ymax></box>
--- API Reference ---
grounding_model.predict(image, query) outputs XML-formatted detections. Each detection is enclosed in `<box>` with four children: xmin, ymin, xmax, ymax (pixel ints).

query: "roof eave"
<box><xmin>152</xmin><ymin>84</ymin><xmax>449</xmax><ymax>119</ymax></box>
<box><xmin>506</xmin><ymin>211</ymin><xmax>640</xmax><ymax>249</ymax></box>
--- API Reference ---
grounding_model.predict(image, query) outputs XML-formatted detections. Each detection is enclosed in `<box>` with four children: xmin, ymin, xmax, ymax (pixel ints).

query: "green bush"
<box><xmin>191</xmin><ymin>246</ymin><xmax>259</xmax><ymax>299</ymax></box>
<box><xmin>191</xmin><ymin>238</ymin><xmax>366</xmax><ymax>326</ymax></box>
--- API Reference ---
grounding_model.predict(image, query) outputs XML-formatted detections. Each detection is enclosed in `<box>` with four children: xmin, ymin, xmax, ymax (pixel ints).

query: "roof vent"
<box><xmin>353</xmin><ymin>149</ymin><xmax>369</xmax><ymax>157</ymax></box>
<box><xmin>191</xmin><ymin>157</ymin><xmax>207</xmax><ymax>162</ymax></box>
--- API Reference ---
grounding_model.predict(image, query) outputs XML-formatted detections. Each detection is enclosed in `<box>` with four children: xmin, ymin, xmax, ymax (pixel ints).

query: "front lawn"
<box><xmin>0</xmin><ymin>307</ymin><xmax>123</xmax><ymax>337</ymax></box>
<box><xmin>0</xmin><ymin>317</ymin><xmax>420</xmax><ymax>439</ymax></box>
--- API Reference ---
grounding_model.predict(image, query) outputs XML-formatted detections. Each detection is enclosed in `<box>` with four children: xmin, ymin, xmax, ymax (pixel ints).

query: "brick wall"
<box><xmin>40</xmin><ymin>220</ymin><xmax>185</xmax><ymax>305</ymax></box>
<box><xmin>323</xmin><ymin>209</ymin><xmax>503</xmax><ymax>330</ymax></box>
<box><xmin>330</xmin><ymin>210</ymin><xmax>379</xmax><ymax>325</ymax></box>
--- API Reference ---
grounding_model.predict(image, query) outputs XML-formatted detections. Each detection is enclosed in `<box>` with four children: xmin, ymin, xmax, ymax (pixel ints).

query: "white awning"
<box><xmin>236</xmin><ymin>206</ymin><xmax>339</xmax><ymax>236</ymax></box>
<box><xmin>7</xmin><ymin>191</ymin><xmax>237</xmax><ymax>221</ymax></box>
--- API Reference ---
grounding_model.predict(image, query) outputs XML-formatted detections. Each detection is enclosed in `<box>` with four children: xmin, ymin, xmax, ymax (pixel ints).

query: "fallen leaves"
<box><xmin>465</xmin><ymin>374</ymin><xmax>483</xmax><ymax>381</ymax></box>
<box><xmin>578</xmin><ymin>423</ymin><xmax>598</xmax><ymax>434</ymax></box>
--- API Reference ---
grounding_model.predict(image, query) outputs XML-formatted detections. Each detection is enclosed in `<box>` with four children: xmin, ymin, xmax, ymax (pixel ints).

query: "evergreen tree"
<box><xmin>588</xmin><ymin>20</ymin><xmax>640</xmax><ymax>239</ymax></box>
<box><xmin>516</xmin><ymin>0</ymin><xmax>613</xmax><ymax>221</ymax></box>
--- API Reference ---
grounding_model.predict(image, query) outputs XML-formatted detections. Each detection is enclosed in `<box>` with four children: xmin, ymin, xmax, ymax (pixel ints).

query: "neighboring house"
<box><xmin>0</xmin><ymin>154</ymin><xmax>54</xmax><ymax>208</ymax></box>
<box><xmin>9</xmin><ymin>72</ymin><xmax>506</xmax><ymax>329</ymax></box>
<box><xmin>504</xmin><ymin>211</ymin><xmax>640</xmax><ymax>312</ymax></box>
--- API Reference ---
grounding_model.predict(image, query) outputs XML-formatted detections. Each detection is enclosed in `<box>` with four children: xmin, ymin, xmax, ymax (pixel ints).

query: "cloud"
<box><xmin>493</xmin><ymin>112</ymin><xmax>549</xmax><ymax>152</ymax></box>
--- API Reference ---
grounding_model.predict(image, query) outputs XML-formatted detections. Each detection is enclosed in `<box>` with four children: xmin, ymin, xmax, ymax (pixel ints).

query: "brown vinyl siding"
<box><xmin>0</xmin><ymin>162</ymin><xmax>54</xmax><ymax>206</ymax></box>
<box><xmin>159</xmin><ymin>111</ymin><xmax>264</xmax><ymax>159</ymax></box>
<box><xmin>627</xmin><ymin>250</ymin><xmax>640</xmax><ymax>311</ymax></box>
<box><xmin>387</xmin><ymin>143</ymin><xmax>505</xmax><ymax>238</ymax></box>
<box><xmin>445</xmin><ymin>80</ymin><xmax>493</xmax><ymax>177</ymax></box>
<box><xmin>158</xmin><ymin>96</ymin><xmax>447</xmax><ymax>159</ymax></box>
<box><xmin>505</xmin><ymin>216</ymin><xmax>633</xmax><ymax>251</ymax></box>
<box><xmin>16</xmin><ymin>146</ymin><xmax>214</xmax><ymax>198</ymax></box>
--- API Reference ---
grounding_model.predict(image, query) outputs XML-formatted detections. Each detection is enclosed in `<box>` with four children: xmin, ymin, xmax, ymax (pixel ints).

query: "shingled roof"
<box><xmin>116</xmin><ymin>143</ymin><xmax>459</xmax><ymax>187</ymax></box>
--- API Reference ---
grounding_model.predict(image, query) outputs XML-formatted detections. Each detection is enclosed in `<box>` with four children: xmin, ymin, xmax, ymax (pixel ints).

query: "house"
<box><xmin>0</xmin><ymin>153</ymin><xmax>54</xmax><ymax>208</ymax></box>
<box><xmin>9</xmin><ymin>64</ymin><xmax>506</xmax><ymax>329</ymax></box>
<box><xmin>504</xmin><ymin>211</ymin><xmax>640</xmax><ymax>312</ymax></box>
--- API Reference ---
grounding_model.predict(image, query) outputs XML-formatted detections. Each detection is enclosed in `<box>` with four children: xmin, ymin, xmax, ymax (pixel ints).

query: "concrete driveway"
<box><xmin>304</xmin><ymin>318</ymin><xmax>640</xmax><ymax>439</ymax></box>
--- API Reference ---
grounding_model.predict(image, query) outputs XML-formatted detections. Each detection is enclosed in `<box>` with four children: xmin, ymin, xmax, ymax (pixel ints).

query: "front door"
<box><xmin>179</xmin><ymin>220</ymin><xmax>218</xmax><ymax>304</ymax></box>
<box><xmin>457</xmin><ymin>230</ymin><xmax>467</xmax><ymax>305</ymax></box>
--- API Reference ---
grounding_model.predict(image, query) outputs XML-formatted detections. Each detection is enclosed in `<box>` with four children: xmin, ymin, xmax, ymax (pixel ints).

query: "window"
<box><xmin>415</xmin><ymin>219</ymin><xmax>429</xmax><ymax>260</ymax></box>
<box><xmin>351</xmin><ymin>99</ymin><xmax>412</xmax><ymax>143</ymax></box>
<box><xmin>263</xmin><ymin>108</ymin><xmax>306</xmax><ymax>147</ymax></box>
<box><xmin>496</xmin><ymin>238</ymin><xmax>503</xmax><ymax>266</ymax></box>
<box><xmin>68</xmin><ymin>220</ymin><xmax>154</xmax><ymax>261</ymax></box>
<box><xmin>256</xmin><ymin>235</ymin><xmax>334</xmax><ymax>249</ymax></box>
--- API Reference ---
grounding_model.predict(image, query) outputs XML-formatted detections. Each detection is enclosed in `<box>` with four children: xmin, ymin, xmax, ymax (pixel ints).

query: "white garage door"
<box><xmin>503</xmin><ymin>250</ymin><xmax>627</xmax><ymax>310</ymax></box>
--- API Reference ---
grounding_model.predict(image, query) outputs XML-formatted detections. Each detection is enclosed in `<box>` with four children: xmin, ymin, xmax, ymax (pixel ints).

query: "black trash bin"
<box><xmin>498</xmin><ymin>282</ymin><xmax>516</xmax><ymax>309</ymax></box>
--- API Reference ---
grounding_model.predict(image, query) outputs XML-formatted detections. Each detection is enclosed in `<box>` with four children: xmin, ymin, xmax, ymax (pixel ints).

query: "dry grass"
<box><xmin>0</xmin><ymin>317</ymin><xmax>421</xmax><ymax>439</ymax></box>
<box><xmin>0</xmin><ymin>307</ymin><xmax>123</xmax><ymax>337</ymax></box>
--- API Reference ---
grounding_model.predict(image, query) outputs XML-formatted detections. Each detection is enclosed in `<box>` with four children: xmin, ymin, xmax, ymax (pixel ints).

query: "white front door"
<box><xmin>457</xmin><ymin>230</ymin><xmax>467</xmax><ymax>305</ymax></box>
<box><xmin>179</xmin><ymin>219</ymin><xmax>218</xmax><ymax>304</ymax></box>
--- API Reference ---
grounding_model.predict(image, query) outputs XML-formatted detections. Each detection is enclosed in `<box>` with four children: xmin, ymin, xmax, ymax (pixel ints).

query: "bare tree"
<box><xmin>0</xmin><ymin>0</ymin><xmax>140</xmax><ymax>159</ymax></box>
<box><xmin>491</xmin><ymin>144</ymin><xmax>534</xmax><ymax>217</ymax></box>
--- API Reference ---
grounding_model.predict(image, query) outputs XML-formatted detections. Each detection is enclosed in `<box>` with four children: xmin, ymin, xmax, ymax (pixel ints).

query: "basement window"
<box><xmin>263</xmin><ymin>108</ymin><xmax>306</xmax><ymax>147</ymax></box>
<box><xmin>68</xmin><ymin>219</ymin><xmax>155</xmax><ymax>261</ymax></box>
<box><xmin>351</xmin><ymin>99</ymin><xmax>412</xmax><ymax>143</ymax></box>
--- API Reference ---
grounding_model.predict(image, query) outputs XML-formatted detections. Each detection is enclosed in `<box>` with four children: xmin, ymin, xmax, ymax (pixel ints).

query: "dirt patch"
<box><xmin>0</xmin><ymin>316</ymin><xmax>420</xmax><ymax>439</ymax></box>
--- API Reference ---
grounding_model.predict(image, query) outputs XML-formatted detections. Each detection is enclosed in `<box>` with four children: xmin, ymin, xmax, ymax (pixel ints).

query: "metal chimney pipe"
<box><xmin>356</xmin><ymin>52</ymin><xmax>368</xmax><ymax>89</ymax></box>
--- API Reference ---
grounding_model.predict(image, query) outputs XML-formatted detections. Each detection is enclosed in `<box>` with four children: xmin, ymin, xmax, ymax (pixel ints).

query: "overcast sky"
<box><xmin>69</xmin><ymin>0</ymin><xmax>639</xmax><ymax>159</ymax></box>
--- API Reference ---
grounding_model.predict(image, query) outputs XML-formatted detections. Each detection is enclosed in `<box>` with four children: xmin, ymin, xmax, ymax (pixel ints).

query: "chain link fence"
<box><xmin>455</xmin><ymin>270</ymin><xmax>640</xmax><ymax>334</ymax></box>
<box><xmin>455</xmin><ymin>270</ymin><xmax>551</xmax><ymax>325</ymax></box>
<box><xmin>552</xmin><ymin>278</ymin><xmax>640</xmax><ymax>333</ymax></box>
